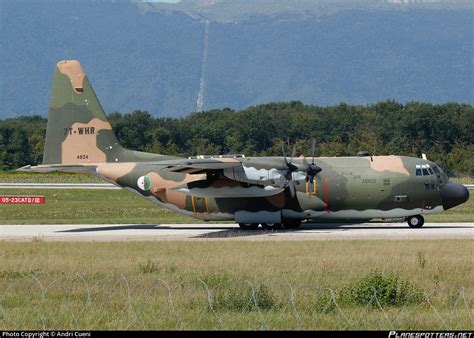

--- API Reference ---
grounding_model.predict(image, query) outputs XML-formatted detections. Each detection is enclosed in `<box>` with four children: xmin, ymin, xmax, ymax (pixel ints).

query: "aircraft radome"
<box><xmin>19</xmin><ymin>60</ymin><xmax>470</xmax><ymax>230</ymax></box>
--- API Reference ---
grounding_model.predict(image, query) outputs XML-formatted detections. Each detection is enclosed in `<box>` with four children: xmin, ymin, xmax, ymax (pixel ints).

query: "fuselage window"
<box><xmin>433</xmin><ymin>166</ymin><xmax>440</xmax><ymax>175</ymax></box>
<box><xmin>422</xmin><ymin>168</ymin><xmax>429</xmax><ymax>176</ymax></box>
<box><xmin>428</xmin><ymin>168</ymin><xmax>434</xmax><ymax>175</ymax></box>
<box><xmin>423</xmin><ymin>181</ymin><xmax>435</xmax><ymax>190</ymax></box>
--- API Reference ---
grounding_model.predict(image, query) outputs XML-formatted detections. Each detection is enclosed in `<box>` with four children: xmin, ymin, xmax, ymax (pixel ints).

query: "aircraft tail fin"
<box><xmin>42</xmin><ymin>60</ymin><xmax>162</xmax><ymax>166</ymax></box>
<box><xmin>42</xmin><ymin>60</ymin><xmax>123</xmax><ymax>164</ymax></box>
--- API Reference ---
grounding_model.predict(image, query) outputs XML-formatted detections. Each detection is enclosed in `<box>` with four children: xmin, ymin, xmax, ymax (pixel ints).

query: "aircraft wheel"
<box><xmin>261</xmin><ymin>222</ymin><xmax>282</xmax><ymax>230</ymax></box>
<box><xmin>238</xmin><ymin>223</ymin><xmax>259</xmax><ymax>230</ymax></box>
<box><xmin>407</xmin><ymin>215</ymin><xmax>424</xmax><ymax>228</ymax></box>
<box><xmin>283</xmin><ymin>219</ymin><xmax>302</xmax><ymax>229</ymax></box>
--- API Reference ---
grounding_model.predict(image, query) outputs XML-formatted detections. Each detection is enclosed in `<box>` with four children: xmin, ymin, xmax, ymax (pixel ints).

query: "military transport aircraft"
<box><xmin>19</xmin><ymin>60</ymin><xmax>470</xmax><ymax>230</ymax></box>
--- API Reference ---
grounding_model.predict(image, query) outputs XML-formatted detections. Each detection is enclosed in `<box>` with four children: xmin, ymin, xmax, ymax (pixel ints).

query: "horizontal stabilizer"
<box><xmin>17</xmin><ymin>164</ymin><xmax>98</xmax><ymax>175</ymax></box>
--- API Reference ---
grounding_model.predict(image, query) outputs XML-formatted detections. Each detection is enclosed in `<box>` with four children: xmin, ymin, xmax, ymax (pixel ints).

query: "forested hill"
<box><xmin>1</xmin><ymin>101</ymin><xmax>473</xmax><ymax>176</ymax></box>
<box><xmin>1</xmin><ymin>1</ymin><xmax>473</xmax><ymax>117</ymax></box>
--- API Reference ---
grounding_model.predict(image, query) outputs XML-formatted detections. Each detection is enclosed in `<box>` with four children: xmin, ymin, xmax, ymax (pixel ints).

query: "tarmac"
<box><xmin>1</xmin><ymin>222</ymin><xmax>473</xmax><ymax>241</ymax></box>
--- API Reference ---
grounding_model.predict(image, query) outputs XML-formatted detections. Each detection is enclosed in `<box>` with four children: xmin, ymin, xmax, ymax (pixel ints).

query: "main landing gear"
<box><xmin>261</xmin><ymin>222</ymin><xmax>281</xmax><ymax>230</ymax></box>
<box><xmin>237</xmin><ymin>223</ymin><xmax>259</xmax><ymax>230</ymax></box>
<box><xmin>406</xmin><ymin>215</ymin><xmax>424</xmax><ymax>228</ymax></box>
<box><xmin>238</xmin><ymin>219</ymin><xmax>302</xmax><ymax>230</ymax></box>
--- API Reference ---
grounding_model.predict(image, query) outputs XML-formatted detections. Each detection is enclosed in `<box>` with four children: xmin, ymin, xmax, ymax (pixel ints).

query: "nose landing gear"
<box><xmin>406</xmin><ymin>215</ymin><xmax>424</xmax><ymax>228</ymax></box>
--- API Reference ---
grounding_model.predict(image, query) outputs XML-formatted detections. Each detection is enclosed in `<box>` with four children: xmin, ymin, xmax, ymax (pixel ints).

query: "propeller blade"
<box><xmin>288</xmin><ymin>161</ymin><xmax>298</xmax><ymax>172</ymax></box>
<box><xmin>305</xmin><ymin>138</ymin><xmax>322</xmax><ymax>182</ymax></box>
<box><xmin>281</xmin><ymin>143</ymin><xmax>288</xmax><ymax>165</ymax></box>
<box><xmin>280</xmin><ymin>140</ymin><xmax>301</xmax><ymax>198</ymax></box>
<box><xmin>289</xmin><ymin>180</ymin><xmax>296</xmax><ymax>198</ymax></box>
<box><xmin>290</xmin><ymin>145</ymin><xmax>296</xmax><ymax>164</ymax></box>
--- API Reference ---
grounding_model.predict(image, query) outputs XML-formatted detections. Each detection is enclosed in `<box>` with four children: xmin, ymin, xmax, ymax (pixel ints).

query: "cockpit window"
<box><xmin>432</xmin><ymin>165</ymin><xmax>445</xmax><ymax>183</ymax></box>
<box><xmin>433</xmin><ymin>165</ymin><xmax>446</xmax><ymax>176</ymax></box>
<box><xmin>416</xmin><ymin>164</ymin><xmax>436</xmax><ymax>176</ymax></box>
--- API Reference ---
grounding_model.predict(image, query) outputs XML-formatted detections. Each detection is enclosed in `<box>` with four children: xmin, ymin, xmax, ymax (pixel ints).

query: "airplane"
<box><xmin>19</xmin><ymin>60</ymin><xmax>470</xmax><ymax>230</ymax></box>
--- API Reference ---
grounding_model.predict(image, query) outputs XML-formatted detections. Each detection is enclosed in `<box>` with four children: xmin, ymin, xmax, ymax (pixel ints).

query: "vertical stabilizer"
<box><xmin>43</xmin><ymin>60</ymin><xmax>120</xmax><ymax>164</ymax></box>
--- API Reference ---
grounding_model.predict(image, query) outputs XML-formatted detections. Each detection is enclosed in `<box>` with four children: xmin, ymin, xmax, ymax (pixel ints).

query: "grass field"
<box><xmin>0</xmin><ymin>189</ymin><xmax>194</xmax><ymax>224</ymax></box>
<box><xmin>1</xmin><ymin>187</ymin><xmax>472</xmax><ymax>224</ymax></box>
<box><xmin>0</xmin><ymin>240</ymin><xmax>472</xmax><ymax>330</ymax></box>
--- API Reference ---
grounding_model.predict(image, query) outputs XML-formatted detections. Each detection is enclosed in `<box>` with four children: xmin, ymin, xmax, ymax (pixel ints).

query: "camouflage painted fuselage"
<box><xmin>95</xmin><ymin>155</ymin><xmax>449</xmax><ymax>222</ymax></box>
<box><xmin>21</xmin><ymin>60</ymin><xmax>469</xmax><ymax>225</ymax></box>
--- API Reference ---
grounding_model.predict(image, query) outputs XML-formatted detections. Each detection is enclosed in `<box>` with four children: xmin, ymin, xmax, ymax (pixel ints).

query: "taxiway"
<box><xmin>1</xmin><ymin>222</ymin><xmax>473</xmax><ymax>241</ymax></box>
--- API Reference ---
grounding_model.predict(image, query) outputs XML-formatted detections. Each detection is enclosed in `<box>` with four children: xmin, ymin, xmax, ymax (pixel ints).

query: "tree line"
<box><xmin>1</xmin><ymin>100</ymin><xmax>473</xmax><ymax>176</ymax></box>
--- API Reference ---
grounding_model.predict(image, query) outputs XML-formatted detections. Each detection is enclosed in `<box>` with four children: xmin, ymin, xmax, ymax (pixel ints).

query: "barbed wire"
<box><xmin>0</xmin><ymin>273</ymin><xmax>472</xmax><ymax>330</ymax></box>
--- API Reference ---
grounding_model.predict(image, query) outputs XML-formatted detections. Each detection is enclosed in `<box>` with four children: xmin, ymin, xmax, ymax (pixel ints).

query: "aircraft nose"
<box><xmin>440</xmin><ymin>182</ymin><xmax>469</xmax><ymax>210</ymax></box>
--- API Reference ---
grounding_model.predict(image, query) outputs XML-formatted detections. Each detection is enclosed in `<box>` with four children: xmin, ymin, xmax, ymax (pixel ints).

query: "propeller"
<box><xmin>304</xmin><ymin>139</ymin><xmax>322</xmax><ymax>182</ymax></box>
<box><xmin>281</xmin><ymin>139</ymin><xmax>323</xmax><ymax>197</ymax></box>
<box><xmin>281</xmin><ymin>143</ymin><xmax>298</xmax><ymax>197</ymax></box>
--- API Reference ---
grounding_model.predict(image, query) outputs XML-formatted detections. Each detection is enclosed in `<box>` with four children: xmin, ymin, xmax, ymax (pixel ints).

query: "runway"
<box><xmin>1</xmin><ymin>222</ymin><xmax>473</xmax><ymax>241</ymax></box>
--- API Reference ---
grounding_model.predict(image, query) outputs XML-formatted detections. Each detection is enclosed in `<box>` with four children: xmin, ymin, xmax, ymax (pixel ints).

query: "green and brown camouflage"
<box><xmin>43</xmin><ymin>60</ymin><xmax>177</xmax><ymax>166</ymax></box>
<box><xmin>19</xmin><ymin>60</ymin><xmax>470</xmax><ymax>229</ymax></box>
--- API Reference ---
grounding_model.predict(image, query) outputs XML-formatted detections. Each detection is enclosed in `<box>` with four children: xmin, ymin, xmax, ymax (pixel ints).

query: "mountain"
<box><xmin>0</xmin><ymin>0</ymin><xmax>472</xmax><ymax>117</ymax></box>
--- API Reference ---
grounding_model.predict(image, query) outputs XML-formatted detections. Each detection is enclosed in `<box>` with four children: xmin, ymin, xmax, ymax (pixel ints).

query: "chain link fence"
<box><xmin>1</xmin><ymin>273</ymin><xmax>472</xmax><ymax>330</ymax></box>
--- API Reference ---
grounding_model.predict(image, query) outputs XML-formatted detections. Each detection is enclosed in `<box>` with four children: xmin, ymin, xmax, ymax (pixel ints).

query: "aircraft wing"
<box><xmin>17</xmin><ymin>158</ymin><xmax>243</xmax><ymax>175</ymax></box>
<box><xmin>163</xmin><ymin>158</ymin><xmax>242</xmax><ymax>174</ymax></box>
<box><xmin>162</xmin><ymin>158</ymin><xmax>290</xmax><ymax>190</ymax></box>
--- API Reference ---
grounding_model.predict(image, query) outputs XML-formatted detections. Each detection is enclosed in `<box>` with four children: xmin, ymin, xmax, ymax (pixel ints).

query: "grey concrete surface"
<box><xmin>1</xmin><ymin>222</ymin><xmax>473</xmax><ymax>241</ymax></box>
